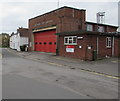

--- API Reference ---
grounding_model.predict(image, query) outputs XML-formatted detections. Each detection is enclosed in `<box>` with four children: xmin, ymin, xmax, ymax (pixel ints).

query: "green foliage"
<box><xmin>0</xmin><ymin>33</ymin><xmax>10</xmax><ymax>48</ymax></box>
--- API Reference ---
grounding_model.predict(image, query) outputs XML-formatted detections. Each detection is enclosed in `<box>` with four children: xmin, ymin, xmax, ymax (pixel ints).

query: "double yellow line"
<box><xmin>7</xmin><ymin>48</ymin><xmax>120</xmax><ymax>80</ymax></box>
<box><xmin>80</xmin><ymin>69</ymin><xmax>119</xmax><ymax>79</ymax></box>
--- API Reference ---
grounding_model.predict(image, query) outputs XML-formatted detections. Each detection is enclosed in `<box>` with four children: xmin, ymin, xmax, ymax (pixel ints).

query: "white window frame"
<box><xmin>98</xmin><ymin>26</ymin><xmax>105</xmax><ymax>32</ymax></box>
<box><xmin>64</xmin><ymin>36</ymin><xmax>77</xmax><ymax>45</ymax></box>
<box><xmin>87</xmin><ymin>24</ymin><xmax>93</xmax><ymax>31</ymax></box>
<box><xmin>106</xmin><ymin>37</ymin><xmax>112</xmax><ymax>48</ymax></box>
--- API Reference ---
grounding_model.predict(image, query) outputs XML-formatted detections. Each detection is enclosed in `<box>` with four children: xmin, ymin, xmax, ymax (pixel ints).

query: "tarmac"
<box><xmin>6</xmin><ymin>48</ymin><xmax>119</xmax><ymax>78</ymax></box>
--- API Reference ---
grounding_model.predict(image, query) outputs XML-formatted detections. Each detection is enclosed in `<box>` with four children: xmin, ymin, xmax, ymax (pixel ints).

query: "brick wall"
<box><xmin>114</xmin><ymin>37</ymin><xmax>120</xmax><ymax>57</ymax></box>
<box><xmin>85</xmin><ymin>35</ymin><xmax>97</xmax><ymax>60</ymax></box>
<box><xmin>29</xmin><ymin>6</ymin><xmax>86</xmax><ymax>32</ymax></box>
<box><xmin>98</xmin><ymin>36</ymin><xmax>112</xmax><ymax>57</ymax></box>
<box><xmin>28</xmin><ymin>6</ymin><xmax>118</xmax><ymax>54</ymax></box>
<box><xmin>59</xmin><ymin>34</ymin><xmax>89</xmax><ymax>60</ymax></box>
<box><xmin>17</xmin><ymin>28</ymin><xmax>29</xmax><ymax>37</ymax></box>
<box><xmin>29</xmin><ymin>6</ymin><xmax>86</xmax><ymax>51</ymax></box>
<box><xmin>86</xmin><ymin>22</ymin><xmax>118</xmax><ymax>32</ymax></box>
<box><xmin>59</xmin><ymin>34</ymin><xmax>120</xmax><ymax>61</ymax></box>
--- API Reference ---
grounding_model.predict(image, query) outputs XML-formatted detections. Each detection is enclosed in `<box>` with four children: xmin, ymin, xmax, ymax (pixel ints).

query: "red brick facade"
<box><xmin>29</xmin><ymin>6</ymin><xmax>86</xmax><ymax>51</ymax></box>
<box><xmin>28</xmin><ymin>6</ymin><xmax>119</xmax><ymax>60</ymax></box>
<box><xmin>17</xmin><ymin>28</ymin><xmax>29</xmax><ymax>37</ymax></box>
<box><xmin>29</xmin><ymin>7</ymin><xmax>86</xmax><ymax>32</ymax></box>
<box><xmin>58</xmin><ymin>33</ymin><xmax>120</xmax><ymax>60</ymax></box>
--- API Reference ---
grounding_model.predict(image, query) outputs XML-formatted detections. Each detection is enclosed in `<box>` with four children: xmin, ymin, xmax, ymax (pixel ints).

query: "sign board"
<box><xmin>66</xmin><ymin>45</ymin><xmax>74</xmax><ymax>53</ymax></box>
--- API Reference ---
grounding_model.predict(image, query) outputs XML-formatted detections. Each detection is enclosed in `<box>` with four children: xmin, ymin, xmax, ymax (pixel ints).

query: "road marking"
<box><xmin>46</xmin><ymin>62</ymin><xmax>63</xmax><ymax>67</ymax></box>
<box><xmin>7</xmin><ymin>48</ymin><xmax>119</xmax><ymax>80</ymax></box>
<box><xmin>80</xmin><ymin>69</ymin><xmax>119</xmax><ymax>79</ymax></box>
<box><xmin>47</xmin><ymin>62</ymin><xmax>119</xmax><ymax>79</ymax></box>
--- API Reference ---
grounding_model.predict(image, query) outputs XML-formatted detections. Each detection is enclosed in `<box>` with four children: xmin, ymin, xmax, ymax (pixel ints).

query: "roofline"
<box><xmin>17</xmin><ymin>27</ymin><xmax>29</xmax><ymax>30</ymax></box>
<box><xmin>56</xmin><ymin>30</ymin><xmax>120</xmax><ymax>36</ymax></box>
<box><xmin>86</xmin><ymin>21</ymin><xmax>118</xmax><ymax>28</ymax></box>
<box><xmin>29</xmin><ymin>6</ymin><xmax>86</xmax><ymax>20</ymax></box>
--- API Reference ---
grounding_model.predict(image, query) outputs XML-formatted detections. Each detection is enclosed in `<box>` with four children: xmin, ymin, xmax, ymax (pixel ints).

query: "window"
<box><xmin>64</xmin><ymin>36</ymin><xmax>77</xmax><ymax>45</ymax></box>
<box><xmin>44</xmin><ymin>42</ymin><xmax>47</xmax><ymax>45</ymax></box>
<box><xmin>106</xmin><ymin>37</ymin><xmax>111</xmax><ymax>48</ymax></box>
<box><xmin>87</xmin><ymin>24</ymin><xmax>93</xmax><ymax>31</ymax></box>
<box><xmin>39</xmin><ymin>42</ymin><xmax>42</xmax><ymax>44</ymax></box>
<box><xmin>49</xmin><ymin>42</ymin><xmax>52</xmax><ymax>45</ymax></box>
<box><xmin>35</xmin><ymin>42</ymin><xmax>37</xmax><ymax>44</ymax></box>
<box><xmin>98</xmin><ymin>26</ymin><xmax>104</xmax><ymax>32</ymax></box>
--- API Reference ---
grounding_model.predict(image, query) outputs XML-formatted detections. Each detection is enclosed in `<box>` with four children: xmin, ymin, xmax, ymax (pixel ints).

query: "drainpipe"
<box><xmin>56</xmin><ymin>25</ymin><xmax>59</xmax><ymax>56</ymax></box>
<box><xmin>112</xmin><ymin>36</ymin><xmax>115</xmax><ymax>57</ymax></box>
<box><xmin>97</xmin><ymin>36</ymin><xmax>99</xmax><ymax>57</ymax></box>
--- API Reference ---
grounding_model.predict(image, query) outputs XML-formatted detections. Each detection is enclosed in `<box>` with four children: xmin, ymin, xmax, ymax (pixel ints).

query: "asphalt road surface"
<box><xmin>2</xmin><ymin>48</ymin><xmax>118</xmax><ymax>99</ymax></box>
<box><xmin>0</xmin><ymin>48</ymin><xmax>2</xmax><ymax>100</ymax></box>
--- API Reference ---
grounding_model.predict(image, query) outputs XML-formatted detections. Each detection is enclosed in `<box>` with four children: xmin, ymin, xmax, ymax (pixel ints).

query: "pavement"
<box><xmin>7</xmin><ymin>48</ymin><xmax>119</xmax><ymax>78</ymax></box>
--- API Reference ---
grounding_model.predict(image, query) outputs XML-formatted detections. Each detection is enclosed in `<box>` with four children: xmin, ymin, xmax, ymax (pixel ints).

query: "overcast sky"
<box><xmin>0</xmin><ymin>0</ymin><xmax>119</xmax><ymax>34</ymax></box>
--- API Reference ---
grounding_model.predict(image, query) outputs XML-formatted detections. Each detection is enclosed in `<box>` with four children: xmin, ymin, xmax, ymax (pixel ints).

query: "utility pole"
<box><xmin>56</xmin><ymin>0</ymin><xmax>60</xmax><ymax>56</ymax></box>
<box><xmin>118</xmin><ymin>1</ymin><xmax>120</xmax><ymax>32</ymax></box>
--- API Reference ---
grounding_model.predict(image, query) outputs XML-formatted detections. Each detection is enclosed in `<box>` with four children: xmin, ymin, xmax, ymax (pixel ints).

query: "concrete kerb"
<box><xmin>7</xmin><ymin>48</ymin><xmax>119</xmax><ymax>79</ymax></box>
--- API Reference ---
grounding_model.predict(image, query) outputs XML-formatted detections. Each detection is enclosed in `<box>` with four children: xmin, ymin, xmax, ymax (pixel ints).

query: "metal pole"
<box><xmin>56</xmin><ymin>0</ymin><xmax>60</xmax><ymax>55</ymax></box>
<box><xmin>97</xmin><ymin>36</ymin><xmax>99</xmax><ymax>56</ymax></box>
<box><xmin>112</xmin><ymin>36</ymin><xmax>114</xmax><ymax>57</ymax></box>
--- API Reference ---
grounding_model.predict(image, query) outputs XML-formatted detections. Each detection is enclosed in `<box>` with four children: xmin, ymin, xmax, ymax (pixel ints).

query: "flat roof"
<box><xmin>86</xmin><ymin>21</ymin><xmax>118</xmax><ymax>28</ymax></box>
<box><xmin>29</xmin><ymin>6</ymin><xmax>86</xmax><ymax>20</ymax></box>
<box><xmin>56</xmin><ymin>30</ymin><xmax>120</xmax><ymax>36</ymax></box>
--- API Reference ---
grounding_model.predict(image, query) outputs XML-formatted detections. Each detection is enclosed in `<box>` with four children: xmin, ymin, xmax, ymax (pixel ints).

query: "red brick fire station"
<box><xmin>29</xmin><ymin>6</ymin><xmax>120</xmax><ymax>60</ymax></box>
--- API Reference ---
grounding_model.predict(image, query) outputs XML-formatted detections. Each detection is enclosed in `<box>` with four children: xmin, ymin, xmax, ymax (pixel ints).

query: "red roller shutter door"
<box><xmin>34</xmin><ymin>30</ymin><xmax>56</xmax><ymax>53</ymax></box>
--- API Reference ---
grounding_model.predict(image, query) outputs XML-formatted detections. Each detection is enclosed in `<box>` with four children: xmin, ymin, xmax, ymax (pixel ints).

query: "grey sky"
<box><xmin>0</xmin><ymin>0</ymin><xmax>119</xmax><ymax>34</ymax></box>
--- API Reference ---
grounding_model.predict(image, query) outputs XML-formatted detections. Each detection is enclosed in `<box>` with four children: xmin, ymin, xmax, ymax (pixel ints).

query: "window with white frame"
<box><xmin>98</xmin><ymin>26</ymin><xmax>104</xmax><ymax>32</ymax></box>
<box><xmin>86</xmin><ymin>24</ymin><xmax>93</xmax><ymax>31</ymax></box>
<box><xmin>64</xmin><ymin>36</ymin><xmax>77</xmax><ymax>45</ymax></box>
<box><xmin>106</xmin><ymin>37</ymin><xmax>111</xmax><ymax>48</ymax></box>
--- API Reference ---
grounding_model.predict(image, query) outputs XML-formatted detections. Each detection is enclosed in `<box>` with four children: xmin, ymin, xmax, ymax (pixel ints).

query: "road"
<box><xmin>2</xmin><ymin>48</ymin><xmax>118</xmax><ymax>99</ymax></box>
<box><xmin>0</xmin><ymin>48</ymin><xmax>2</xmax><ymax>100</ymax></box>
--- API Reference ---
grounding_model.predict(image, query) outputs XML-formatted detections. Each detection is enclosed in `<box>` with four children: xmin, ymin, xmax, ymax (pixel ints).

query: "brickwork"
<box><xmin>86</xmin><ymin>22</ymin><xmax>118</xmax><ymax>32</ymax></box>
<box><xmin>59</xmin><ymin>34</ymin><xmax>88</xmax><ymax>60</ymax></box>
<box><xmin>29</xmin><ymin>6</ymin><xmax>86</xmax><ymax>51</ymax></box>
<box><xmin>29</xmin><ymin>6</ymin><xmax>86</xmax><ymax>33</ymax></box>
<box><xmin>17</xmin><ymin>28</ymin><xmax>29</xmax><ymax>37</ymax></box>
<box><xmin>59</xmin><ymin>34</ymin><xmax>120</xmax><ymax>60</ymax></box>
<box><xmin>114</xmin><ymin>37</ymin><xmax>120</xmax><ymax>57</ymax></box>
<box><xmin>28</xmin><ymin>6</ymin><xmax>119</xmax><ymax>60</ymax></box>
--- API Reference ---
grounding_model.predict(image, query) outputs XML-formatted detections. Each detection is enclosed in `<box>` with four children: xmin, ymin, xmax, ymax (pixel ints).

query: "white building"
<box><xmin>10</xmin><ymin>28</ymin><xmax>29</xmax><ymax>51</ymax></box>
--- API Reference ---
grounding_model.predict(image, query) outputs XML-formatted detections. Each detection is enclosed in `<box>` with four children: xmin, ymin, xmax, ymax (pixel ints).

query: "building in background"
<box><xmin>10</xmin><ymin>27</ymin><xmax>29</xmax><ymax>51</ymax></box>
<box><xmin>28</xmin><ymin>6</ymin><xmax>119</xmax><ymax>60</ymax></box>
<box><xmin>0</xmin><ymin>33</ymin><xmax>9</xmax><ymax>48</ymax></box>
